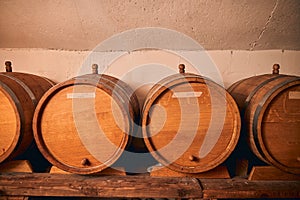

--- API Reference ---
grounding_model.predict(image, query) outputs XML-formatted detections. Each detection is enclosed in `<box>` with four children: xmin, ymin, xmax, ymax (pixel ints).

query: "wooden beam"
<box><xmin>0</xmin><ymin>173</ymin><xmax>202</xmax><ymax>198</ymax></box>
<box><xmin>201</xmin><ymin>178</ymin><xmax>300</xmax><ymax>199</ymax></box>
<box><xmin>0</xmin><ymin>173</ymin><xmax>299</xmax><ymax>199</ymax></box>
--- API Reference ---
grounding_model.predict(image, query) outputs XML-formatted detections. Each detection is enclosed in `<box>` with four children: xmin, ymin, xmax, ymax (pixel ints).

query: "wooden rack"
<box><xmin>0</xmin><ymin>172</ymin><xmax>299</xmax><ymax>199</ymax></box>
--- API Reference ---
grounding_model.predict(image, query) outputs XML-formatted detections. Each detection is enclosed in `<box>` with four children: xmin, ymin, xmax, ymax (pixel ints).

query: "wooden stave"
<box><xmin>33</xmin><ymin>74</ymin><xmax>139</xmax><ymax>174</ymax></box>
<box><xmin>228</xmin><ymin>74</ymin><xmax>300</xmax><ymax>174</ymax></box>
<box><xmin>0</xmin><ymin>72</ymin><xmax>54</xmax><ymax>163</ymax></box>
<box><xmin>142</xmin><ymin>73</ymin><xmax>241</xmax><ymax>173</ymax></box>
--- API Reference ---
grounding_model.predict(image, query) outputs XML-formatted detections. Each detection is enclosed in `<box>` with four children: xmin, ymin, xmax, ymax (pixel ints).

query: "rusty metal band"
<box><xmin>244</xmin><ymin>75</ymin><xmax>285</xmax><ymax>109</ymax></box>
<box><xmin>0</xmin><ymin>74</ymin><xmax>37</xmax><ymax>106</ymax></box>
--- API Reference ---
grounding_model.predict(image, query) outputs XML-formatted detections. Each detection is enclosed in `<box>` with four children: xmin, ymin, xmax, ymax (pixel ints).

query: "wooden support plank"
<box><xmin>49</xmin><ymin>166</ymin><xmax>70</xmax><ymax>174</ymax></box>
<box><xmin>0</xmin><ymin>160</ymin><xmax>32</xmax><ymax>173</ymax></box>
<box><xmin>201</xmin><ymin>178</ymin><xmax>300</xmax><ymax>199</ymax></box>
<box><xmin>0</xmin><ymin>173</ymin><xmax>202</xmax><ymax>198</ymax></box>
<box><xmin>249</xmin><ymin>166</ymin><xmax>300</xmax><ymax>181</ymax></box>
<box><xmin>0</xmin><ymin>173</ymin><xmax>299</xmax><ymax>199</ymax></box>
<box><xmin>150</xmin><ymin>165</ymin><xmax>230</xmax><ymax>178</ymax></box>
<box><xmin>235</xmin><ymin>159</ymin><xmax>249</xmax><ymax>177</ymax></box>
<box><xmin>50</xmin><ymin>166</ymin><xmax>126</xmax><ymax>176</ymax></box>
<box><xmin>0</xmin><ymin>196</ymin><xmax>27</xmax><ymax>200</ymax></box>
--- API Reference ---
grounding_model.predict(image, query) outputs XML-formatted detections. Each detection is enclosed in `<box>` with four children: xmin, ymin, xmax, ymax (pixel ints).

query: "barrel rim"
<box><xmin>33</xmin><ymin>76</ymin><xmax>133</xmax><ymax>174</ymax></box>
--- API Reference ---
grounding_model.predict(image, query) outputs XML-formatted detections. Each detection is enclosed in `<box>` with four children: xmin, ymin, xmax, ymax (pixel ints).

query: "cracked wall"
<box><xmin>0</xmin><ymin>0</ymin><xmax>299</xmax><ymax>50</ymax></box>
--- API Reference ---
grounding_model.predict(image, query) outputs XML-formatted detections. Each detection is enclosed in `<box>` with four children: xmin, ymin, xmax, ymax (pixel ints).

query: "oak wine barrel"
<box><xmin>0</xmin><ymin>61</ymin><xmax>55</xmax><ymax>163</ymax></box>
<box><xmin>33</xmin><ymin>65</ymin><xmax>139</xmax><ymax>174</ymax></box>
<box><xmin>142</xmin><ymin>64</ymin><xmax>241</xmax><ymax>173</ymax></box>
<box><xmin>228</xmin><ymin>64</ymin><xmax>300</xmax><ymax>174</ymax></box>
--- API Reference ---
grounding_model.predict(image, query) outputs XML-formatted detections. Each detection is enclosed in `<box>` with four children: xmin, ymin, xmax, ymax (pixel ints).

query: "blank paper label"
<box><xmin>67</xmin><ymin>93</ymin><xmax>96</xmax><ymax>99</ymax></box>
<box><xmin>172</xmin><ymin>91</ymin><xmax>202</xmax><ymax>98</ymax></box>
<box><xmin>289</xmin><ymin>91</ymin><xmax>300</xmax><ymax>100</ymax></box>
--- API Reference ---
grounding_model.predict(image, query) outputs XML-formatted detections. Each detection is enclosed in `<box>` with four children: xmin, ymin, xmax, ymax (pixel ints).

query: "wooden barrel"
<box><xmin>33</xmin><ymin>71</ymin><xmax>139</xmax><ymax>174</ymax></box>
<box><xmin>142</xmin><ymin>64</ymin><xmax>241</xmax><ymax>173</ymax></box>
<box><xmin>0</xmin><ymin>66</ymin><xmax>55</xmax><ymax>163</ymax></box>
<box><xmin>228</xmin><ymin>64</ymin><xmax>300</xmax><ymax>174</ymax></box>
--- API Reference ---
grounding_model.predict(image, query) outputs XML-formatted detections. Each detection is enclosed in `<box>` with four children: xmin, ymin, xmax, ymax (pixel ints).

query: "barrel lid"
<box><xmin>33</xmin><ymin>75</ymin><xmax>133</xmax><ymax>174</ymax></box>
<box><xmin>142</xmin><ymin>74</ymin><xmax>240</xmax><ymax>173</ymax></box>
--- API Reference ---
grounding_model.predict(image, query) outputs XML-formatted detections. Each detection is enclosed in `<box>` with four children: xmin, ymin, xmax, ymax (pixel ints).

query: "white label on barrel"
<box><xmin>289</xmin><ymin>91</ymin><xmax>300</xmax><ymax>99</ymax></box>
<box><xmin>172</xmin><ymin>91</ymin><xmax>202</xmax><ymax>98</ymax></box>
<box><xmin>67</xmin><ymin>93</ymin><xmax>96</xmax><ymax>99</ymax></box>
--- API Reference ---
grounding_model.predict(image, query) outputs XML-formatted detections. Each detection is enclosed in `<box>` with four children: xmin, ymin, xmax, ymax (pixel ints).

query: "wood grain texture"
<box><xmin>50</xmin><ymin>166</ymin><xmax>126</xmax><ymax>176</ymax></box>
<box><xmin>142</xmin><ymin>73</ymin><xmax>241</xmax><ymax>174</ymax></box>
<box><xmin>0</xmin><ymin>173</ymin><xmax>299</xmax><ymax>199</ymax></box>
<box><xmin>228</xmin><ymin>74</ymin><xmax>300</xmax><ymax>174</ymax></box>
<box><xmin>0</xmin><ymin>72</ymin><xmax>54</xmax><ymax>163</ymax></box>
<box><xmin>33</xmin><ymin>74</ymin><xmax>139</xmax><ymax>174</ymax></box>
<box><xmin>150</xmin><ymin>165</ymin><xmax>230</xmax><ymax>178</ymax></box>
<box><xmin>201</xmin><ymin>178</ymin><xmax>300</xmax><ymax>199</ymax></box>
<box><xmin>0</xmin><ymin>197</ymin><xmax>27</xmax><ymax>200</ymax></box>
<box><xmin>0</xmin><ymin>173</ymin><xmax>202</xmax><ymax>198</ymax></box>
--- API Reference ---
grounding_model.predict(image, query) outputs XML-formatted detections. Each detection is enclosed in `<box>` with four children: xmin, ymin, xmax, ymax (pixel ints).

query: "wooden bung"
<box><xmin>5</xmin><ymin>61</ymin><xmax>12</xmax><ymax>72</ymax></box>
<box><xmin>33</xmin><ymin>64</ymin><xmax>139</xmax><ymax>174</ymax></box>
<box><xmin>0</xmin><ymin>61</ymin><xmax>55</xmax><ymax>164</ymax></box>
<box><xmin>228</xmin><ymin>64</ymin><xmax>300</xmax><ymax>175</ymax></box>
<box><xmin>142</xmin><ymin>64</ymin><xmax>241</xmax><ymax>173</ymax></box>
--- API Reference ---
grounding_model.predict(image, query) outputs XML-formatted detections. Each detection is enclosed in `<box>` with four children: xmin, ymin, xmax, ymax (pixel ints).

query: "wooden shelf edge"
<box><xmin>201</xmin><ymin>178</ymin><xmax>300</xmax><ymax>199</ymax></box>
<box><xmin>0</xmin><ymin>172</ymin><xmax>202</xmax><ymax>198</ymax></box>
<box><xmin>0</xmin><ymin>173</ymin><xmax>299</xmax><ymax>199</ymax></box>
